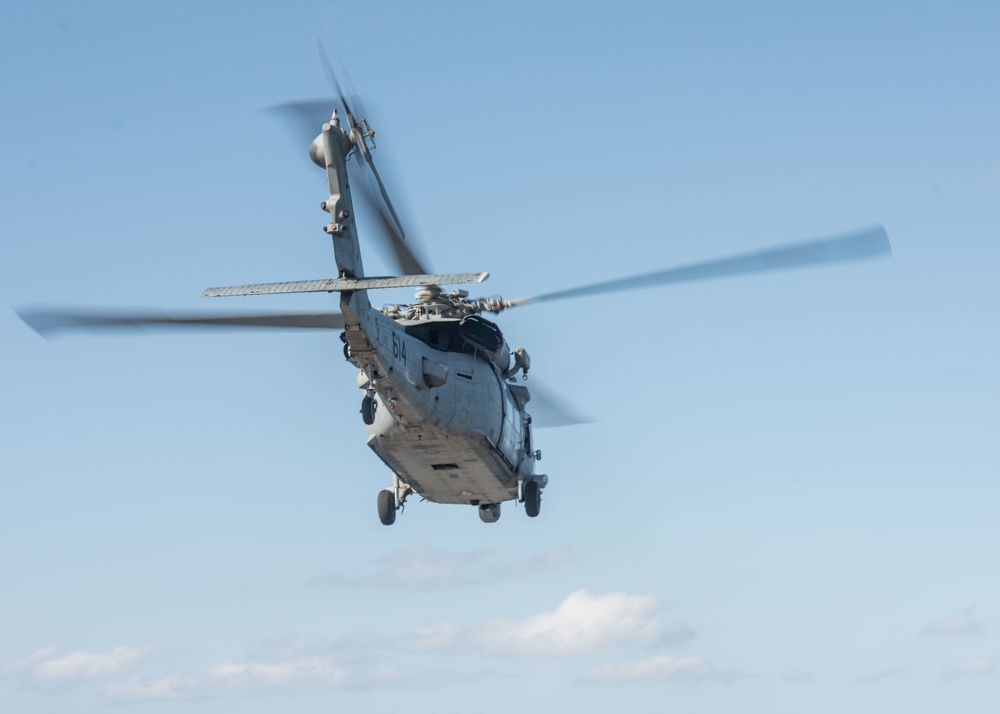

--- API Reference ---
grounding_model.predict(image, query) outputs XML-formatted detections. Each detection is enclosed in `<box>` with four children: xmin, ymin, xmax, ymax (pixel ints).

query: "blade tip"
<box><xmin>14</xmin><ymin>307</ymin><xmax>67</xmax><ymax>339</ymax></box>
<box><xmin>864</xmin><ymin>223</ymin><xmax>892</xmax><ymax>257</ymax></box>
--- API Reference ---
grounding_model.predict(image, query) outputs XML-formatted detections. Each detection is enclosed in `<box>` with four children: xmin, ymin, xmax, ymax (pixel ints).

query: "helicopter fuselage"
<box><xmin>347</xmin><ymin>304</ymin><xmax>539</xmax><ymax>506</ymax></box>
<box><xmin>311</xmin><ymin>112</ymin><xmax>544</xmax><ymax>521</ymax></box>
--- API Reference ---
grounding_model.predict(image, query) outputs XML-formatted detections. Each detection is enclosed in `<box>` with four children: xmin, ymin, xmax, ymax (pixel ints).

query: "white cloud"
<box><xmin>921</xmin><ymin>607</ymin><xmax>985</xmax><ymax>637</ymax></box>
<box><xmin>580</xmin><ymin>655</ymin><xmax>714</xmax><ymax>684</ymax></box>
<box><xmin>308</xmin><ymin>544</ymin><xmax>573</xmax><ymax>591</ymax></box>
<box><xmin>3</xmin><ymin>645</ymin><xmax>152</xmax><ymax>685</ymax></box>
<box><xmin>398</xmin><ymin>589</ymin><xmax>686</xmax><ymax>660</ymax></box>
<box><xmin>207</xmin><ymin>656</ymin><xmax>348</xmax><ymax>689</ymax></box>
<box><xmin>473</xmin><ymin>589</ymin><xmax>662</xmax><ymax>658</ymax></box>
<box><xmin>940</xmin><ymin>657</ymin><xmax>995</xmax><ymax>681</ymax></box>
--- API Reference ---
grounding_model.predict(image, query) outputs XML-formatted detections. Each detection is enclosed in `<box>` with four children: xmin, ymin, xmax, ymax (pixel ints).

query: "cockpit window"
<box><xmin>403</xmin><ymin>320</ymin><xmax>464</xmax><ymax>352</ymax></box>
<box><xmin>458</xmin><ymin>316</ymin><xmax>504</xmax><ymax>353</ymax></box>
<box><xmin>403</xmin><ymin>316</ymin><xmax>508</xmax><ymax>358</ymax></box>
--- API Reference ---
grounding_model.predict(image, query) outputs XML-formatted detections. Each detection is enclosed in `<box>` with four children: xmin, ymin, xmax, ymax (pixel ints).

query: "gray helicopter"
<box><xmin>18</xmin><ymin>50</ymin><xmax>892</xmax><ymax>526</ymax></box>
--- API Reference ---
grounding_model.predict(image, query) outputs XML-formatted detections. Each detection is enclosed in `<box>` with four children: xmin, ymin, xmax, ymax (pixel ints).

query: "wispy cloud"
<box><xmin>2</xmin><ymin>645</ymin><xmax>153</xmax><ymax>688</ymax></box>
<box><xmin>857</xmin><ymin>664</ymin><xmax>911</xmax><ymax>684</ymax></box>
<box><xmin>308</xmin><ymin>544</ymin><xmax>573</xmax><ymax>591</ymax></box>
<box><xmin>106</xmin><ymin>656</ymin><xmax>348</xmax><ymax>701</ymax></box>
<box><xmin>579</xmin><ymin>655</ymin><xmax>728</xmax><ymax>684</ymax></box>
<box><xmin>650</xmin><ymin>622</ymin><xmax>697</xmax><ymax>648</ymax></box>
<box><xmin>921</xmin><ymin>607</ymin><xmax>985</xmax><ymax>637</ymax></box>
<box><xmin>7</xmin><ymin>588</ymin><xmax>694</xmax><ymax>702</ymax></box>
<box><xmin>398</xmin><ymin>623</ymin><xmax>466</xmax><ymax>653</ymax></box>
<box><xmin>940</xmin><ymin>657</ymin><xmax>995</xmax><ymax>681</ymax></box>
<box><xmin>105</xmin><ymin>657</ymin><xmax>481</xmax><ymax>701</ymax></box>
<box><xmin>245</xmin><ymin>634</ymin><xmax>327</xmax><ymax>662</ymax></box>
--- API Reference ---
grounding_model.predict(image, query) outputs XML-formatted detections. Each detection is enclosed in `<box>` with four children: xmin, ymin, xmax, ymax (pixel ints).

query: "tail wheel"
<box><xmin>523</xmin><ymin>480</ymin><xmax>541</xmax><ymax>518</ymax></box>
<box><xmin>377</xmin><ymin>489</ymin><xmax>396</xmax><ymax>526</ymax></box>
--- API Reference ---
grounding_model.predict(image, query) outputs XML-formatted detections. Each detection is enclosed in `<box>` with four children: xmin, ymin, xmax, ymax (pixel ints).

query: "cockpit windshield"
<box><xmin>402</xmin><ymin>316</ymin><xmax>506</xmax><ymax>355</ymax></box>
<box><xmin>402</xmin><ymin>319</ymin><xmax>465</xmax><ymax>352</ymax></box>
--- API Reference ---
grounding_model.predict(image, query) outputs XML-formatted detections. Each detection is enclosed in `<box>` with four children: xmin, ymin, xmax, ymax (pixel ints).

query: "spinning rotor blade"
<box><xmin>357</xmin><ymin>146</ymin><xmax>409</xmax><ymax>246</ymax></box>
<box><xmin>267</xmin><ymin>44</ymin><xmax>429</xmax><ymax>276</ymax></box>
<box><xmin>266</xmin><ymin>99</ymin><xmax>335</xmax><ymax>151</ymax></box>
<box><xmin>267</xmin><ymin>99</ymin><xmax>430</xmax><ymax>275</ymax></box>
<box><xmin>365</xmin><ymin>187</ymin><xmax>428</xmax><ymax>275</ymax></box>
<box><xmin>506</xmin><ymin>225</ymin><xmax>891</xmax><ymax>308</ymax></box>
<box><xmin>316</xmin><ymin>39</ymin><xmax>356</xmax><ymax>123</ymax></box>
<box><xmin>317</xmin><ymin>42</ymin><xmax>413</xmax><ymax>257</ymax></box>
<box><xmin>17</xmin><ymin>308</ymin><xmax>346</xmax><ymax>338</ymax></box>
<box><xmin>524</xmin><ymin>380</ymin><xmax>595</xmax><ymax>429</ymax></box>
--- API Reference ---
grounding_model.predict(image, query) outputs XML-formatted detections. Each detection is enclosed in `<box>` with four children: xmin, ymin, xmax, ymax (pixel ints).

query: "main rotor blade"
<box><xmin>17</xmin><ymin>308</ymin><xmax>346</xmax><ymax>339</ymax></box>
<box><xmin>508</xmin><ymin>225</ymin><xmax>891</xmax><ymax>308</ymax></box>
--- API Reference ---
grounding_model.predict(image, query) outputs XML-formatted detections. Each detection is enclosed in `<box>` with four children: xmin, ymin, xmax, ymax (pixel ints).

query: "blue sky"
<box><xmin>2</xmin><ymin>1</ymin><xmax>999</xmax><ymax>712</ymax></box>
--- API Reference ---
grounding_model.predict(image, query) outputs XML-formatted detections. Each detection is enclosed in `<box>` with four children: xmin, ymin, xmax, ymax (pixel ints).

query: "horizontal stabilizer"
<box><xmin>202</xmin><ymin>272</ymin><xmax>489</xmax><ymax>298</ymax></box>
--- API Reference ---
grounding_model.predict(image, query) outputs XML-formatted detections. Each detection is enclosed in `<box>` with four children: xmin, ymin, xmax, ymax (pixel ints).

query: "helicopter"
<box><xmin>17</xmin><ymin>48</ymin><xmax>892</xmax><ymax>526</ymax></box>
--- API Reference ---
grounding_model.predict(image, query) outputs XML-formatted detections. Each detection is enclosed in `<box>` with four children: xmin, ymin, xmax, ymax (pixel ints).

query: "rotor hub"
<box><xmin>415</xmin><ymin>285</ymin><xmax>442</xmax><ymax>304</ymax></box>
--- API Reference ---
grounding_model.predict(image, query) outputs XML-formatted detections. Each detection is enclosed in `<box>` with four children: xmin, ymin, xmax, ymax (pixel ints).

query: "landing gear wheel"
<box><xmin>361</xmin><ymin>395</ymin><xmax>377</xmax><ymax>425</ymax></box>
<box><xmin>377</xmin><ymin>489</ymin><xmax>396</xmax><ymax>526</ymax></box>
<box><xmin>523</xmin><ymin>480</ymin><xmax>541</xmax><ymax>518</ymax></box>
<box><xmin>478</xmin><ymin>503</ymin><xmax>501</xmax><ymax>523</ymax></box>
